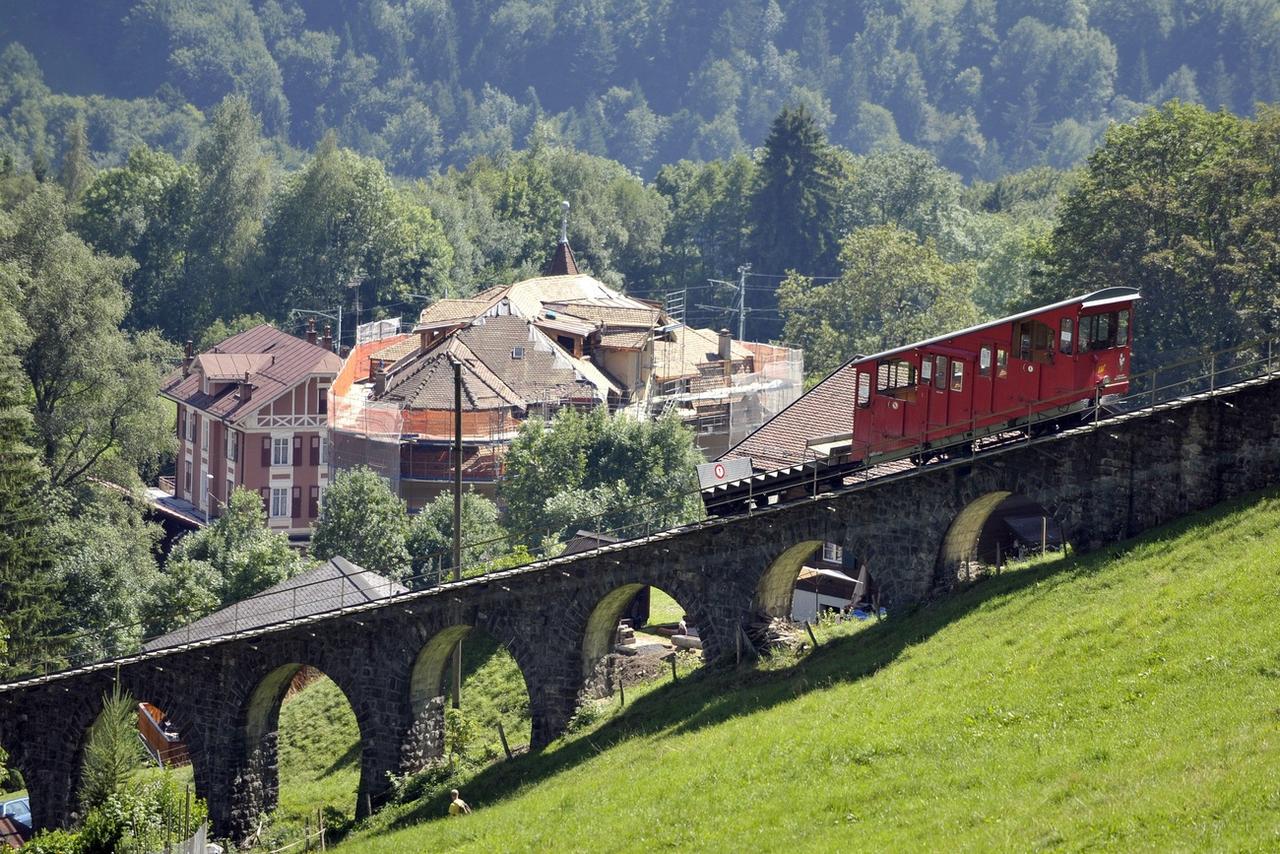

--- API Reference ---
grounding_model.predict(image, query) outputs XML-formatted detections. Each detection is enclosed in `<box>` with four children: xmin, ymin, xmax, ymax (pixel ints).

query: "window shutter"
<box><xmin>291</xmin><ymin>486</ymin><xmax>301</xmax><ymax>518</ymax></box>
<box><xmin>310</xmin><ymin>436</ymin><xmax>320</xmax><ymax>466</ymax></box>
<box><xmin>259</xmin><ymin>487</ymin><xmax>269</xmax><ymax>514</ymax></box>
<box><xmin>261</xmin><ymin>437</ymin><xmax>271</xmax><ymax>468</ymax></box>
<box><xmin>309</xmin><ymin>485</ymin><xmax>320</xmax><ymax>518</ymax></box>
<box><xmin>293</xmin><ymin>436</ymin><xmax>302</xmax><ymax>468</ymax></box>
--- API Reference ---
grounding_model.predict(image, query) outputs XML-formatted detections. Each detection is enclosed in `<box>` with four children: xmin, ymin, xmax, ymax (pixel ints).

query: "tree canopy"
<box><xmin>310</xmin><ymin>466</ymin><xmax>411</xmax><ymax>581</ymax></box>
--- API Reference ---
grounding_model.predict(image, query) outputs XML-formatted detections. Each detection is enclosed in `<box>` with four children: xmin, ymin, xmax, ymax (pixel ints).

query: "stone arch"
<box><xmin>937</xmin><ymin>490</ymin><xmax>1065</xmax><ymax>580</ymax></box>
<box><xmin>754</xmin><ymin>539</ymin><xmax>825</xmax><ymax>617</ymax></box>
<box><xmin>403</xmin><ymin>623</ymin><xmax>536</xmax><ymax>771</ymax></box>
<box><xmin>236</xmin><ymin>662</ymin><xmax>367</xmax><ymax>832</ymax></box>
<box><xmin>579</xmin><ymin>581</ymin><xmax>706</xmax><ymax>691</ymax></box>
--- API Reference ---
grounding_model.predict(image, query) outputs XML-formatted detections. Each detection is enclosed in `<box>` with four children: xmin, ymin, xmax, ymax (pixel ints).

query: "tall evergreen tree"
<box><xmin>747</xmin><ymin>106</ymin><xmax>843</xmax><ymax>336</ymax></box>
<box><xmin>0</xmin><ymin>367</ymin><xmax>67</xmax><ymax>679</ymax></box>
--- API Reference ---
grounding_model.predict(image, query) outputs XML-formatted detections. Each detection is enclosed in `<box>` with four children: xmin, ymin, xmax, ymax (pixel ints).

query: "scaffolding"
<box><xmin>648</xmin><ymin>341</ymin><xmax>804</xmax><ymax>458</ymax></box>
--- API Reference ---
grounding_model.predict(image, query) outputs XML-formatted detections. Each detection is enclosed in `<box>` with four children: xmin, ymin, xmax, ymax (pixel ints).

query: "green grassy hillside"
<box><xmin>334</xmin><ymin>488</ymin><xmax>1280</xmax><ymax>852</ymax></box>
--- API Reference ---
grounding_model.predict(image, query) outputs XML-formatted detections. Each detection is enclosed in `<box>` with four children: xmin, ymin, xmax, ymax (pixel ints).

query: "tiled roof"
<box><xmin>161</xmin><ymin>325</ymin><xmax>341</xmax><ymax>424</ymax></box>
<box><xmin>381</xmin><ymin>315</ymin><xmax>607</xmax><ymax>411</ymax></box>
<box><xmin>597</xmin><ymin>328</ymin><xmax>650</xmax><ymax>350</ymax></box>
<box><xmin>370</xmin><ymin>335</ymin><xmax>420</xmax><ymax>366</ymax></box>
<box><xmin>505</xmin><ymin>273</ymin><xmax>628</xmax><ymax>318</ymax></box>
<box><xmin>544</xmin><ymin>298</ymin><xmax>660</xmax><ymax>328</ymax></box>
<box><xmin>383</xmin><ymin>335</ymin><xmax>525</xmax><ymax>411</ymax></box>
<box><xmin>143</xmin><ymin>557</ymin><xmax>407</xmax><ymax>652</ymax></box>
<box><xmin>653</xmin><ymin>326</ymin><xmax>752</xmax><ymax>381</ymax></box>
<box><xmin>543</xmin><ymin>239</ymin><xmax>580</xmax><ymax>276</ymax></box>
<box><xmin>721</xmin><ymin>360</ymin><xmax>858</xmax><ymax>471</ymax></box>
<box><xmin>414</xmin><ymin>297</ymin><xmax>500</xmax><ymax>330</ymax></box>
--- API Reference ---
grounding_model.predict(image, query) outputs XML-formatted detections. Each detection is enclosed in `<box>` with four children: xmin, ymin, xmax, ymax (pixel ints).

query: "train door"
<box><xmin>990</xmin><ymin>343</ymin><xmax>1016</xmax><ymax>420</ymax></box>
<box><xmin>1012</xmin><ymin>319</ymin><xmax>1054</xmax><ymax>408</ymax></box>
<box><xmin>926</xmin><ymin>354</ymin><xmax>950</xmax><ymax>436</ymax></box>
<box><xmin>948</xmin><ymin>356</ymin><xmax>972</xmax><ymax>430</ymax></box>
<box><xmin>871</xmin><ymin>358</ymin><xmax>916</xmax><ymax>452</ymax></box>
<box><xmin>974</xmin><ymin>345</ymin><xmax>995</xmax><ymax>419</ymax></box>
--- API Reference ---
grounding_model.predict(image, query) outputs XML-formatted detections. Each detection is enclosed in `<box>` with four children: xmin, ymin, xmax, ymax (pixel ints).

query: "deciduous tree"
<box><xmin>311</xmin><ymin>466</ymin><xmax>411</xmax><ymax>580</ymax></box>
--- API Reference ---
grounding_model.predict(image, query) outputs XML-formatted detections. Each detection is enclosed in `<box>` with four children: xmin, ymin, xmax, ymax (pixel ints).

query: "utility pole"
<box><xmin>450</xmin><ymin>354</ymin><xmax>463</xmax><ymax>709</ymax></box>
<box><xmin>737</xmin><ymin>263</ymin><xmax>751</xmax><ymax>341</ymax></box>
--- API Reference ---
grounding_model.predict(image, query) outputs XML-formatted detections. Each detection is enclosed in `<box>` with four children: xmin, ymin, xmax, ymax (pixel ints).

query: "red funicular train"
<box><xmin>702</xmin><ymin>287</ymin><xmax>1139</xmax><ymax>516</ymax></box>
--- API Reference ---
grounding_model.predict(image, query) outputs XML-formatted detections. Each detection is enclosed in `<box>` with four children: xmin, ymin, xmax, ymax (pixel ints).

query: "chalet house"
<box><xmin>160</xmin><ymin>323</ymin><xmax>341</xmax><ymax>539</ymax></box>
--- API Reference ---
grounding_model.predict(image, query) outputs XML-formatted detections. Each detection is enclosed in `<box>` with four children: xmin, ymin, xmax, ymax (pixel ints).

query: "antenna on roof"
<box><xmin>560</xmin><ymin>199</ymin><xmax>570</xmax><ymax>244</ymax></box>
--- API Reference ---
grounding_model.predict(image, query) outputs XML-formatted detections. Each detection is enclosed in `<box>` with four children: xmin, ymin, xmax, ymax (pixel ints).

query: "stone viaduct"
<box><xmin>3</xmin><ymin>371</ymin><xmax>1279</xmax><ymax>840</ymax></box>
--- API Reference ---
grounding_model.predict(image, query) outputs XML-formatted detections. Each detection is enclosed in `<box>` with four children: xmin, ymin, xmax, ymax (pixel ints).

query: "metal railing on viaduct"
<box><xmin>4</xmin><ymin>346</ymin><xmax>1280</xmax><ymax>842</ymax></box>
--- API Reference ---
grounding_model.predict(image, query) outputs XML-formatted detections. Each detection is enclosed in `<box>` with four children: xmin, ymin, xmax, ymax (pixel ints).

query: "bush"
<box><xmin>18</xmin><ymin>830</ymin><xmax>82</xmax><ymax>854</ymax></box>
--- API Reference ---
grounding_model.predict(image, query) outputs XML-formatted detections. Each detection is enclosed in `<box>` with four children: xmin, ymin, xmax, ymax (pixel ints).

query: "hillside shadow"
<box><xmin>381</xmin><ymin>489</ymin><xmax>1276</xmax><ymax>831</ymax></box>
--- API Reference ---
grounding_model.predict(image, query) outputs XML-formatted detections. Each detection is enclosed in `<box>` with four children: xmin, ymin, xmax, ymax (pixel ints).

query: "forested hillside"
<box><xmin>2</xmin><ymin>0</ymin><xmax>1278</xmax><ymax>181</ymax></box>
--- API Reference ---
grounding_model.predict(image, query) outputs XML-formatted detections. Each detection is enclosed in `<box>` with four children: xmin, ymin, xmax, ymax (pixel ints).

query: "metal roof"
<box><xmin>142</xmin><ymin>557</ymin><xmax>407</xmax><ymax>652</ymax></box>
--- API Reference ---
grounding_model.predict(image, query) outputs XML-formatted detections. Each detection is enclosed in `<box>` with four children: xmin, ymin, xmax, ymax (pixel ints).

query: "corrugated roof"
<box><xmin>721</xmin><ymin>360</ymin><xmax>858</xmax><ymax>471</ymax></box>
<box><xmin>194</xmin><ymin>353</ymin><xmax>272</xmax><ymax>381</ymax></box>
<box><xmin>653</xmin><ymin>326</ymin><xmax>752</xmax><ymax>381</ymax></box>
<box><xmin>161</xmin><ymin>325</ymin><xmax>342</xmax><ymax>424</ymax></box>
<box><xmin>143</xmin><ymin>557</ymin><xmax>407</xmax><ymax>652</ymax></box>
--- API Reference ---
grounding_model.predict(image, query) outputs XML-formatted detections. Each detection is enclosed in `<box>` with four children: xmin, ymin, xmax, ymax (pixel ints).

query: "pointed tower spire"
<box><xmin>544</xmin><ymin>199</ymin><xmax>579</xmax><ymax>276</ymax></box>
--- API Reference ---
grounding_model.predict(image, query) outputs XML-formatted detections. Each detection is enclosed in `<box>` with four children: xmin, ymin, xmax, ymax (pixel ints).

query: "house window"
<box><xmin>272</xmin><ymin>436</ymin><xmax>291</xmax><ymax>466</ymax></box>
<box><xmin>319</xmin><ymin>435</ymin><xmax>328</xmax><ymax>466</ymax></box>
<box><xmin>822</xmin><ymin>542</ymin><xmax>843</xmax><ymax>563</ymax></box>
<box><xmin>318</xmin><ymin>387</ymin><xmax>328</xmax><ymax>415</ymax></box>
<box><xmin>183</xmin><ymin>410</ymin><xmax>195</xmax><ymax>442</ymax></box>
<box><xmin>979</xmin><ymin>346</ymin><xmax>992</xmax><ymax>377</ymax></box>
<box><xmin>183</xmin><ymin>466</ymin><xmax>191</xmax><ymax>496</ymax></box>
<box><xmin>950</xmin><ymin>359</ymin><xmax>964</xmax><ymax>392</ymax></box>
<box><xmin>1059</xmin><ymin>317</ymin><xmax>1074</xmax><ymax>355</ymax></box>
<box><xmin>226</xmin><ymin>430</ymin><xmax>239</xmax><ymax>462</ymax></box>
<box><xmin>270</xmin><ymin>487</ymin><xmax>289</xmax><ymax>518</ymax></box>
<box><xmin>226</xmin><ymin>478</ymin><xmax>234</xmax><ymax>501</ymax></box>
<box><xmin>201</xmin><ymin>418</ymin><xmax>209</xmax><ymax>451</ymax></box>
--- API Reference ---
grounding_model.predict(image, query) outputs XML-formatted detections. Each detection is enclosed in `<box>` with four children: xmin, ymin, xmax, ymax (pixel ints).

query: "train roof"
<box><xmin>853</xmin><ymin>287</ymin><xmax>1141</xmax><ymax>366</ymax></box>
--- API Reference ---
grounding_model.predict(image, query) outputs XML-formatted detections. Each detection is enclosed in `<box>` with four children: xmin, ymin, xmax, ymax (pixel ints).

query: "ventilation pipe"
<box><xmin>182</xmin><ymin>340</ymin><xmax>194</xmax><ymax>377</ymax></box>
<box><xmin>239</xmin><ymin>371</ymin><xmax>252</xmax><ymax>403</ymax></box>
<box><xmin>321</xmin><ymin>323</ymin><xmax>334</xmax><ymax>352</ymax></box>
<box><xmin>306</xmin><ymin>317</ymin><xmax>317</xmax><ymax>346</ymax></box>
<box><xmin>718</xmin><ymin>328</ymin><xmax>732</xmax><ymax>361</ymax></box>
<box><xmin>373</xmin><ymin>360</ymin><xmax>387</xmax><ymax>397</ymax></box>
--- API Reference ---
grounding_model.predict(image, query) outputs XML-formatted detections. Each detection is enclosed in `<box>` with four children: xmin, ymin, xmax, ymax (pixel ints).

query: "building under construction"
<box><xmin>330</xmin><ymin>225</ymin><xmax>802</xmax><ymax>510</ymax></box>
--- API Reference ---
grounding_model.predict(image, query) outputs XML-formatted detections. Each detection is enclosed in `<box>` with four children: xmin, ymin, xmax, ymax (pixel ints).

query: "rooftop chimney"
<box><xmin>718</xmin><ymin>328</ymin><xmax>733</xmax><ymax>361</ymax></box>
<box><xmin>239</xmin><ymin>371</ymin><xmax>252</xmax><ymax>404</ymax></box>
<box><xmin>372</xmin><ymin>360</ymin><xmax>387</xmax><ymax>397</ymax></box>
<box><xmin>321</xmin><ymin>323</ymin><xmax>333</xmax><ymax>352</ymax></box>
<box><xmin>306</xmin><ymin>317</ymin><xmax>317</xmax><ymax>346</ymax></box>
<box><xmin>182</xmin><ymin>340</ymin><xmax>194</xmax><ymax>377</ymax></box>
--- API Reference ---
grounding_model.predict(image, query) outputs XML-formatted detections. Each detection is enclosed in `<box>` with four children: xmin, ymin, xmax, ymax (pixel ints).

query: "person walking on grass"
<box><xmin>449</xmin><ymin>789</ymin><xmax>472</xmax><ymax>816</ymax></box>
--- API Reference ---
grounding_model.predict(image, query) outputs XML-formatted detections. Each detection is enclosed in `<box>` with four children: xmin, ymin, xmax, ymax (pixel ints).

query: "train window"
<box><xmin>1060</xmin><ymin>317</ymin><xmax>1074</xmax><ymax>355</ymax></box>
<box><xmin>950</xmin><ymin>360</ymin><xmax>964</xmax><ymax>392</ymax></box>
<box><xmin>921</xmin><ymin>359</ymin><xmax>933</xmax><ymax>383</ymax></box>
<box><xmin>1117</xmin><ymin>310</ymin><xmax>1130</xmax><ymax>345</ymax></box>
<box><xmin>876</xmin><ymin>359</ymin><xmax>917</xmax><ymax>400</ymax></box>
<box><xmin>979</xmin><ymin>346</ymin><xmax>992</xmax><ymax>376</ymax></box>
<box><xmin>857</xmin><ymin>372</ymin><xmax>871</xmax><ymax>408</ymax></box>
<box><xmin>1085</xmin><ymin>313</ymin><xmax>1117</xmax><ymax>351</ymax></box>
<box><xmin>996</xmin><ymin>348</ymin><xmax>1008</xmax><ymax>378</ymax></box>
<box><xmin>1016</xmin><ymin>320</ymin><xmax>1054</xmax><ymax>363</ymax></box>
<box><xmin>934</xmin><ymin>356</ymin><xmax>948</xmax><ymax>389</ymax></box>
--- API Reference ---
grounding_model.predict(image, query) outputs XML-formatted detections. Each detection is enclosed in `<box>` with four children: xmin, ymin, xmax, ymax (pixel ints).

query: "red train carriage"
<box><xmin>844</xmin><ymin>286</ymin><xmax>1138</xmax><ymax>464</ymax></box>
<box><xmin>701</xmin><ymin>287</ymin><xmax>1139</xmax><ymax>515</ymax></box>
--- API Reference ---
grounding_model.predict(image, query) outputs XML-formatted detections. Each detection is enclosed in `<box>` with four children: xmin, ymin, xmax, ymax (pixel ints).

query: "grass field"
<box><xmin>327</xmin><ymin>488</ymin><xmax>1280</xmax><ymax>852</ymax></box>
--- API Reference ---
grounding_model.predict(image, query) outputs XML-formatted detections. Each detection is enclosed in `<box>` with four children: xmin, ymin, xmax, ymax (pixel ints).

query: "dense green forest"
<box><xmin>2</xmin><ymin>0</ymin><xmax>1279</xmax><ymax>183</ymax></box>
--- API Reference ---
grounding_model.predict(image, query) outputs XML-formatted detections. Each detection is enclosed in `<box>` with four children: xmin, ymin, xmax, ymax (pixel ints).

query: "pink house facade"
<box><xmin>162</xmin><ymin>324</ymin><xmax>342</xmax><ymax>539</ymax></box>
